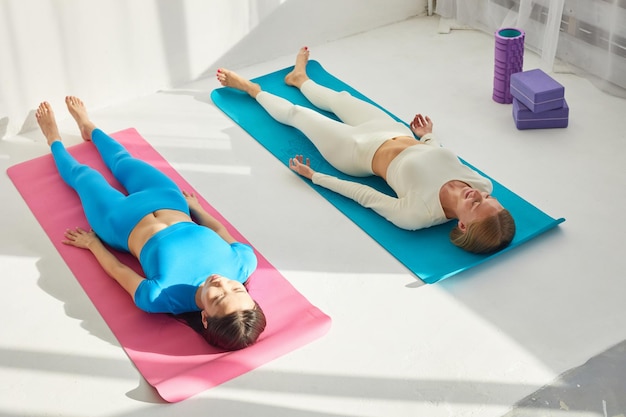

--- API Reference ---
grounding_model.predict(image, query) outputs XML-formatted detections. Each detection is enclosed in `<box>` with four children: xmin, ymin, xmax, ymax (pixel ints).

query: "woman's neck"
<box><xmin>439</xmin><ymin>180</ymin><xmax>465</xmax><ymax>219</ymax></box>
<box><xmin>195</xmin><ymin>286</ymin><xmax>205</xmax><ymax>310</ymax></box>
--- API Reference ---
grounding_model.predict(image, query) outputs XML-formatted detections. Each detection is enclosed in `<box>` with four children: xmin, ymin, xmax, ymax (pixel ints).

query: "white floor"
<box><xmin>2</xmin><ymin>16</ymin><xmax>626</xmax><ymax>417</ymax></box>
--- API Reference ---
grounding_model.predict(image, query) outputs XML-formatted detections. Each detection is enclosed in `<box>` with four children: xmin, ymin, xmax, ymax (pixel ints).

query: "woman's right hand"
<box><xmin>289</xmin><ymin>155</ymin><xmax>316</xmax><ymax>179</ymax></box>
<box><xmin>62</xmin><ymin>227</ymin><xmax>100</xmax><ymax>250</ymax></box>
<box><xmin>182</xmin><ymin>190</ymin><xmax>203</xmax><ymax>213</ymax></box>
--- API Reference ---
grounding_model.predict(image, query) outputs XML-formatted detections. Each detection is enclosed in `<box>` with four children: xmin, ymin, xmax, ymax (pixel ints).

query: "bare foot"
<box><xmin>65</xmin><ymin>96</ymin><xmax>96</xmax><ymax>141</ymax></box>
<box><xmin>284</xmin><ymin>47</ymin><xmax>310</xmax><ymax>88</ymax></box>
<box><xmin>216</xmin><ymin>69</ymin><xmax>261</xmax><ymax>98</ymax></box>
<box><xmin>35</xmin><ymin>102</ymin><xmax>62</xmax><ymax>146</ymax></box>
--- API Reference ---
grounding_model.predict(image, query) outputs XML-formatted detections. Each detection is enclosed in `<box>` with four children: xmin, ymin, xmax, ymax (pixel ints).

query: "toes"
<box><xmin>36</xmin><ymin>102</ymin><xmax>52</xmax><ymax>118</ymax></box>
<box><xmin>65</xmin><ymin>96</ymin><xmax>81</xmax><ymax>107</ymax></box>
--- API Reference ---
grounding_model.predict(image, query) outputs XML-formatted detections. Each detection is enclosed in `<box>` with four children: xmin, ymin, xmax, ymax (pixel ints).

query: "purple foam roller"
<box><xmin>493</xmin><ymin>28</ymin><xmax>525</xmax><ymax>104</ymax></box>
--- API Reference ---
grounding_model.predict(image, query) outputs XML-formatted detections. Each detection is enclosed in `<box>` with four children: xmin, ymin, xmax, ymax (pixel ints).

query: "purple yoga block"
<box><xmin>510</xmin><ymin>69</ymin><xmax>565</xmax><ymax>112</ymax></box>
<box><xmin>512</xmin><ymin>97</ymin><xmax>569</xmax><ymax>130</ymax></box>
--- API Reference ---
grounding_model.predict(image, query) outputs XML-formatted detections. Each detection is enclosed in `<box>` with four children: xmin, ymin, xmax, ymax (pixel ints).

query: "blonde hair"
<box><xmin>449</xmin><ymin>209</ymin><xmax>515</xmax><ymax>254</ymax></box>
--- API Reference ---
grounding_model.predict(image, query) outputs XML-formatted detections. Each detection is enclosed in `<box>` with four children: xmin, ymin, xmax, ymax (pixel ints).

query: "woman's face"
<box><xmin>455</xmin><ymin>186</ymin><xmax>503</xmax><ymax>231</ymax></box>
<box><xmin>199</xmin><ymin>275</ymin><xmax>255</xmax><ymax>320</ymax></box>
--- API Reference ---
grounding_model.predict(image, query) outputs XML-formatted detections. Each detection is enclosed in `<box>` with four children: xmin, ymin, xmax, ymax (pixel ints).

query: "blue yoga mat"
<box><xmin>210</xmin><ymin>60</ymin><xmax>565</xmax><ymax>284</ymax></box>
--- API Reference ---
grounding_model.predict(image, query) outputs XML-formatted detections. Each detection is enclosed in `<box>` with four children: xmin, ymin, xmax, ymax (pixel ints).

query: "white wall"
<box><xmin>0</xmin><ymin>0</ymin><xmax>426</xmax><ymax>139</ymax></box>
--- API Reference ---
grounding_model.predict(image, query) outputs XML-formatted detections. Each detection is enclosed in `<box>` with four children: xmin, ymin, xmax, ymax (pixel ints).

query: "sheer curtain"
<box><xmin>435</xmin><ymin>0</ymin><xmax>626</xmax><ymax>97</ymax></box>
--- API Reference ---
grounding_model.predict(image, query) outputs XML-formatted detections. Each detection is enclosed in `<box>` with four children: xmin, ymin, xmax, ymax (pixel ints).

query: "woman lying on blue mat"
<box><xmin>217</xmin><ymin>47</ymin><xmax>515</xmax><ymax>254</ymax></box>
<box><xmin>35</xmin><ymin>97</ymin><xmax>266</xmax><ymax>351</ymax></box>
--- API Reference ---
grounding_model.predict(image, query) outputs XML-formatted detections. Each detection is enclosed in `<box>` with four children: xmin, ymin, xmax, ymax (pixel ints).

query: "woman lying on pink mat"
<box><xmin>35</xmin><ymin>96</ymin><xmax>266</xmax><ymax>351</ymax></box>
<box><xmin>217</xmin><ymin>47</ymin><xmax>515</xmax><ymax>254</ymax></box>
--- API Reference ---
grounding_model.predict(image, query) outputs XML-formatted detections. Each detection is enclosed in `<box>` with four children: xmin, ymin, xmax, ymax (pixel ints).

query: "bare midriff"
<box><xmin>127</xmin><ymin>209</ymin><xmax>193</xmax><ymax>258</ymax></box>
<box><xmin>371</xmin><ymin>136</ymin><xmax>426</xmax><ymax>180</ymax></box>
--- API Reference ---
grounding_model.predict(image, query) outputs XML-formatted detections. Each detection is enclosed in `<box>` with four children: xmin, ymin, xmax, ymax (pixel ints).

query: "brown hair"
<box><xmin>449</xmin><ymin>209</ymin><xmax>516</xmax><ymax>254</ymax></box>
<box><xmin>174</xmin><ymin>301</ymin><xmax>266</xmax><ymax>351</ymax></box>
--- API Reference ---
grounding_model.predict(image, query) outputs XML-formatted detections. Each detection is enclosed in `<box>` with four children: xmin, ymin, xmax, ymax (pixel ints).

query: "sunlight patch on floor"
<box><xmin>170</xmin><ymin>162</ymin><xmax>251</xmax><ymax>175</ymax></box>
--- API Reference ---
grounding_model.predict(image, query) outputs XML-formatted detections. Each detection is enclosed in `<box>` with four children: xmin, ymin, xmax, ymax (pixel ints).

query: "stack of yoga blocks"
<box><xmin>510</xmin><ymin>68</ymin><xmax>569</xmax><ymax>130</ymax></box>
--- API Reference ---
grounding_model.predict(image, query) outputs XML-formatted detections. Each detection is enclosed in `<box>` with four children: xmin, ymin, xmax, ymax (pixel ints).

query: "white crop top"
<box><xmin>311</xmin><ymin>134</ymin><xmax>493</xmax><ymax>230</ymax></box>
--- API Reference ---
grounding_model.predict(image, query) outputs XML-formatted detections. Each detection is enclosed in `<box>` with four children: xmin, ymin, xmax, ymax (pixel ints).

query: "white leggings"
<box><xmin>256</xmin><ymin>80</ymin><xmax>413</xmax><ymax>177</ymax></box>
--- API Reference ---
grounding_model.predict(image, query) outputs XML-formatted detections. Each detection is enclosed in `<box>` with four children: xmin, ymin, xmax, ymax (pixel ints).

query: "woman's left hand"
<box><xmin>410</xmin><ymin>113</ymin><xmax>433</xmax><ymax>137</ymax></box>
<box><xmin>62</xmin><ymin>227</ymin><xmax>100</xmax><ymax>250</ymax></box>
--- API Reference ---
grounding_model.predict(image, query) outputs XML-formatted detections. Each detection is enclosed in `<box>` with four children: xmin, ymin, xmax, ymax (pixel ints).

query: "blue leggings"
<box><xmin>51</xmin><ymin>129</ymin><xmax>189</xmax><ymax>251</ymax></box>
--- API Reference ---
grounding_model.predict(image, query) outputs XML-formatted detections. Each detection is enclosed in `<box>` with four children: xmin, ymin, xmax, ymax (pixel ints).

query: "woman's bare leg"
<box><xmin>35</xmin><ymin>102</ymin><xmax>62</xmax><ymax>146</ymax></box>
<box><xmin>65</xmin><ymin>96</ymin><xmax>96</xmax><ymax>141</ymax></box>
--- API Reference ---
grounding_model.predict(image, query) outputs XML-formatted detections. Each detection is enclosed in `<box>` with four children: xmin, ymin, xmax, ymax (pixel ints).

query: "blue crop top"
<box><xmin>134</xmin><ymin>222</ymin><xmax>257</xmax><ymax>314</ymax></box>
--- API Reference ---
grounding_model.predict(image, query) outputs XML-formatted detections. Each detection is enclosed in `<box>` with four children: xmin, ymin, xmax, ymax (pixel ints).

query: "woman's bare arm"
<box><xmin>182</xmin><ymin>191</ymin><xmax>237</xmax><ymax>244</ymax></box>
<box><xmin>63</xmin><ymin>227</ymin><xmax>145</xmax><ymax>299</ymax></box>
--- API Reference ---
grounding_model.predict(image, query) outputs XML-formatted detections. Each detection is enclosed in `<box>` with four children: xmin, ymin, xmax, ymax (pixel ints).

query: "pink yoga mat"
<box><xmin>7</xmin><ymin>128</ymin><xmax>331</xmax><ymax>402</ymax></box>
